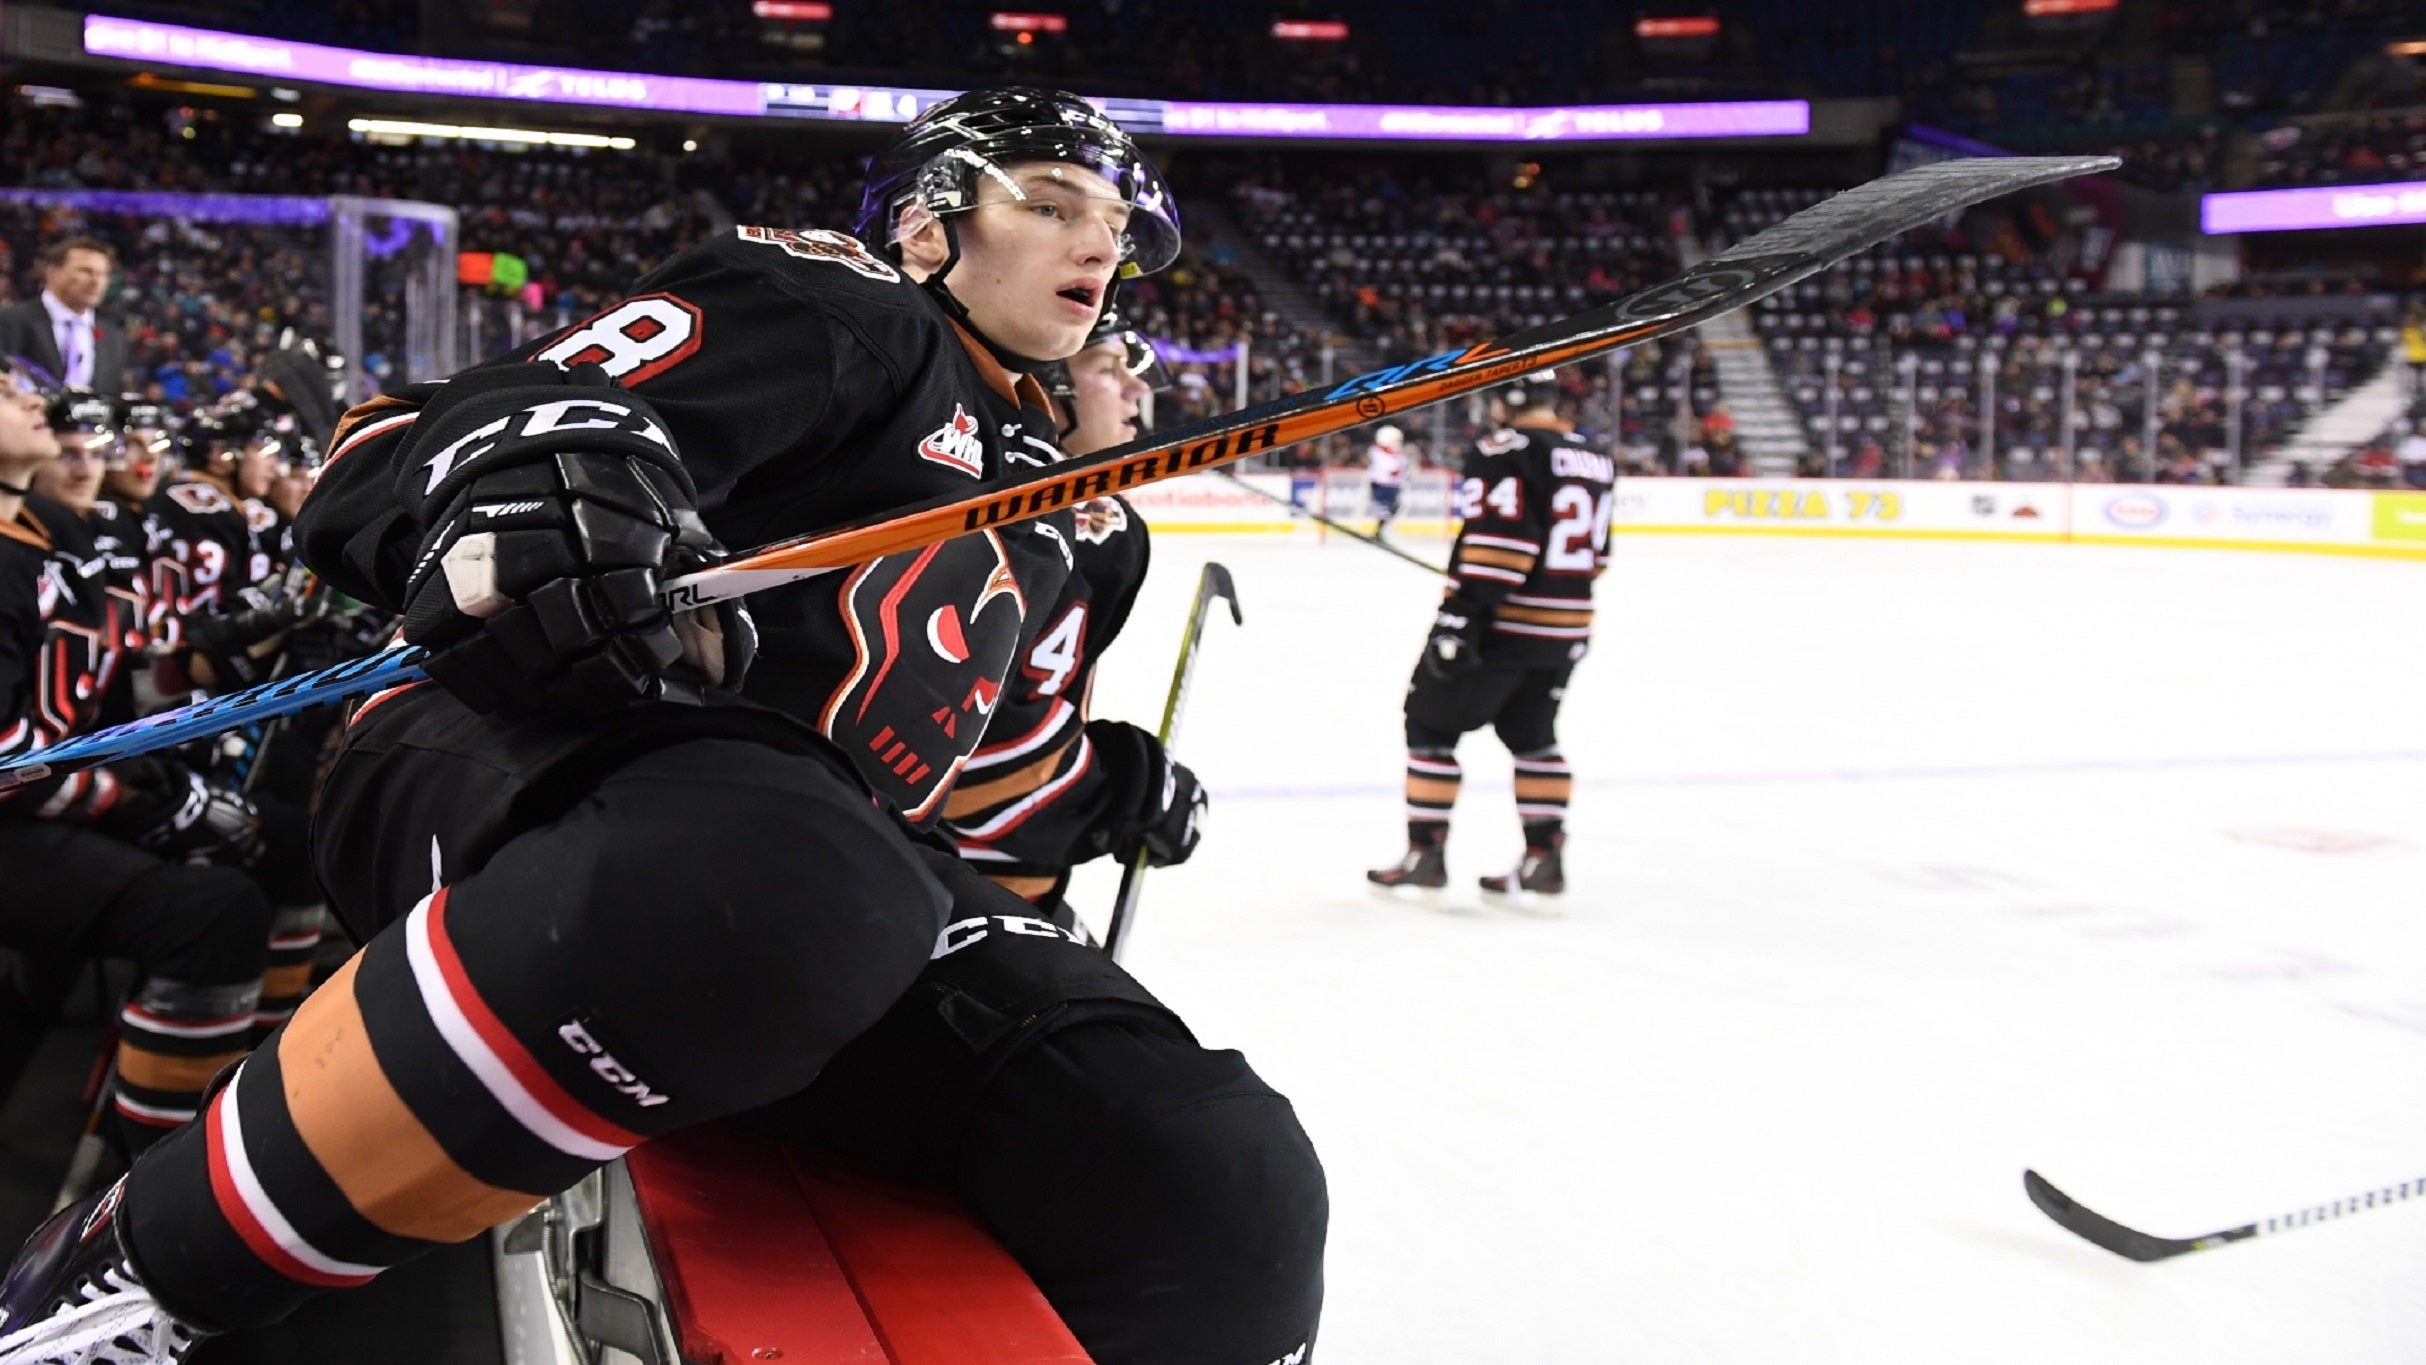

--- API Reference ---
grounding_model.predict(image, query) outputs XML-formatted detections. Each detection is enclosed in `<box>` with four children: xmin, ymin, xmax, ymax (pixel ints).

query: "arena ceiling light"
<box><xmin>345</xmin><ymin>117</ymin><xmax>637</xmax><ymax>149</ymax></box>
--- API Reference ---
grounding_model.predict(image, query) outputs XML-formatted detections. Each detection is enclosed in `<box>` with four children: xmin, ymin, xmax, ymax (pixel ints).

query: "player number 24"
<box><xmin>1459</xmin><ymin>477</ymin><xmax>1612</xmax><ymax>571</ymax></box>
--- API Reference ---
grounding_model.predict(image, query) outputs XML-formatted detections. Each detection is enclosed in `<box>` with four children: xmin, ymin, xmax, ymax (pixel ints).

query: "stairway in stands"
<box><xmin>1187</xmin><ymin>199</ymin><xmax>1376</xmax><ymax>384</ymax></box>
<box><xmin>1672</xmin><ymin>233</ymin><xmax>1809</xmax><ymax>475</ymax></box>
<box><xmin>2248</xmin><ymin>361</ymin><xmax>2411</xmax><ymax>485</ymax></box>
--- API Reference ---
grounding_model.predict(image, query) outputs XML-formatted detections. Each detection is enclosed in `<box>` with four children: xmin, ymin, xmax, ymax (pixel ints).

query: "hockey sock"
<box><xmin>1404</xmin><ymin>747</ymin><xmax>1460</xmax><ymax>847</ymax></box>
<box><xmin>250</xmin><ymin>903</ymin><xmax>327</xmax><ymax>1044</ymax></box>
<box><xmin>112</xmin><ymin>977</ymin><xmax>261</xmax><ymax>1153</ymax></box>
<box><xmin>117</xmin><ymin>736</ymin><xmax>944</xmax><ymax>1331</ymax></box>
<box><xmin>1512</xmin><ymin>748</ymin><xmax>1571</xmax><ymax>845</ymax></box>
<box><xmin>96</xmin><ymin>860</ymin><xmax>273</xmax><ymax>1153</ymax></box>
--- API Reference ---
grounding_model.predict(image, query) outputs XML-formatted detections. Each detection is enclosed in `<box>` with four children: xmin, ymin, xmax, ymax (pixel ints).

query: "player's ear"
<box><xmin>894</xmin><ymin>205</ymin><xmax>952</xmax><ymax>281</ymax></box>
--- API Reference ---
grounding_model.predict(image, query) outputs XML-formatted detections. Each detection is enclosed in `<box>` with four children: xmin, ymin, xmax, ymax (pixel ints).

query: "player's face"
<box><xmin>268</xmin><ymin>470</ymin><xmax>313</xmax><ymax>521</ymax></box>
<box><xmin>946</xmin><ymin>163</ymin><xmax>1127</xmax><ymax>364</ymax></box>
<box><xmin>235</xmin><ymin>438</ymin><xmax>285</xmax><ymax>500</ymax></box>
<box><xmin>32</xmin><ymin>435</ymin><xmax>107</xmax><ymax>511</ymax></box>
<box><xmin>0</xmin><ymin>373</ymin><xmax>61</xmax><ymax>468</ymax></box>
<box><xmin>1063</xmin><ymin>337</ymin><xmax>1151</xmax><ymax>456</ymax></box>
<box><xmin>44</xmin><ymin>249</ymin><xmax>111</xmax><ymax>313</ymax></box>
<box><xmin>110</xmin><ymin>431</ymin><xmax>167</xmax><ymax>501</ymax></box>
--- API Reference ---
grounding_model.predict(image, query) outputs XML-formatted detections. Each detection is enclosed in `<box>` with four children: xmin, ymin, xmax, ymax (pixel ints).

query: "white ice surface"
<box><xmin>1063</xmin><ymin>529</ymin><xmax>2426</xmax><ymax>1364</ymax></box>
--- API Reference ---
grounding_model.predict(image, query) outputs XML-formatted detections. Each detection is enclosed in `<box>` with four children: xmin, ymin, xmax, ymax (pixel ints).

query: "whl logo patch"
<box><xmin>918</xmin><ymin>405</ymin><xmax>986</xmax><ymax>478</ymax></box>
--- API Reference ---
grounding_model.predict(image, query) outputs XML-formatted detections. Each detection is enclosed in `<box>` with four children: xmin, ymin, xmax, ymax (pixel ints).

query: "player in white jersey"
<box><xmin>1365</xmin><ymin>423</ymin><xmax>1408</xmax><ymax>535</ymax></box>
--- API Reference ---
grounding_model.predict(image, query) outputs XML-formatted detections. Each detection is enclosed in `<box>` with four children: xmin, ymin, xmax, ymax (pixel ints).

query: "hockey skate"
<box><xmin>1479</xmin><ymin>841</ymin><xmax>1565</xmax><ymax>916</ymax></box>
<box><xmin>0</xmin><ymin>1180</ymin><xmax>206</xmax><ymax>1364</ymax></box>
<box><xmin>1366</xmin><ymin>843</ymin><xmax>1448</xmax><ymax>904</ymax></box>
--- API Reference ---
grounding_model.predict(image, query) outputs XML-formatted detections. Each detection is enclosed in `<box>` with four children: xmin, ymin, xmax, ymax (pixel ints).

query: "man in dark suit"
<box><xmin>0</xmin><ymin>237</ymin><xmax>127</xmax><ymax>394</ymax></box>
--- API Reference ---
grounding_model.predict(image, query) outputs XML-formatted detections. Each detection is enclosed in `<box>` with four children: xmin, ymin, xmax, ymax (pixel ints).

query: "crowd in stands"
<box><xmin>5</xmin><ymin>73</ymin><xmax>2422</xmax><ymax>484</ymax></box>
<box><xmin>2255</xmin><ymin>110</ymin><xmax>2426</xmax><ymax>188</ymax></box>
<box><xmin>1224</xmin><ymin>159</ymin><xmax>1704</xmax><ymax>465</ymax></box>
<box><xmin>1720</xmin><ymin>184</ymin><xmax>2401</xmax><ymax>479</ymax></box>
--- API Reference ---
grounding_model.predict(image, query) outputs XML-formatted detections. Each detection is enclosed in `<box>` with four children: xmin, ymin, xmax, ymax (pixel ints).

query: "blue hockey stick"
<box><xmin>0</xmin><ymin>646</ymin><xmax>425</xmax><ymax>791</ymax></box>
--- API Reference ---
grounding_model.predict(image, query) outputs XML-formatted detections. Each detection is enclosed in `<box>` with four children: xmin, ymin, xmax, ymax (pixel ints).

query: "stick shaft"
<box><xmin>1215</xmin><ymin>470</ymin><xmax>1453</xmax><ymax>579</ymax></box>
<box><xmin>1104</xmin><ymin>563</ymin><xmax>1239</xmax><ymax>963</ymax></box>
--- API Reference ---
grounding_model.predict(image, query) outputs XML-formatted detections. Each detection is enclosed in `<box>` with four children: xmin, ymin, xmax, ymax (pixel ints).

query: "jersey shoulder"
<box><xmin>654</xmin><ymin>226</ymin><xmax>937</xmax><ymax>321</ymax></box>
<box><xmin>153</xmin><ymin>478</ymin><xmax>240</xmax><ymax>520</ymax></box>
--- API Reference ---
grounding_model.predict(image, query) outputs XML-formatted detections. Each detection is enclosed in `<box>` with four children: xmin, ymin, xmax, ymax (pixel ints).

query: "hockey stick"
<box><xmin>1103</xmin><ymin>562</ymin><xmax>1241</xmax><ymax>963</ymax></box>
<box><xmin>2023</xmin><ymin>1167</ymin><xmax>2426</xmax><ymax>1262</ymax></box>
<box><xmin>1214</xmin><ymin>470</ymin><xmax>1453</xmax><ymax>579</ymax></box>
<box><xmin>0</xmin><ymin>155</ymin><xmax>2113</xmax><ymax>789</ymax></box>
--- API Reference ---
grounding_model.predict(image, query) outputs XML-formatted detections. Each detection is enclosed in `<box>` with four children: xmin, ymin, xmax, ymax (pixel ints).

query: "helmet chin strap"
<box><xmin>919</xmin><ymin>218</ymin><xmax>1064</xmax><ymax>377</ymax></box>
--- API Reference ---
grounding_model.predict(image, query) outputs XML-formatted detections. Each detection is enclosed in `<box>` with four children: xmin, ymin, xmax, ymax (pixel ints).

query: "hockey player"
<box><xmin>145</xmin><ymin>402</ymin><xmax>283</xmax><ymax>668</ymax></box>
<box><xmin>30</xmin><ymin>391</ymin><xmax>148</xmax><ymax>718</ymax></box>
<box><xmin>1365</xmin><ymin>423</ymin><xmax>1408</xmax><ymax>535</ymax></box>
<box><xmin>945</xmin><ymin>309</ymin><xmax>1201</xmax><ymax>927</ymax></box>
<box><xmin>0</xmin><ymin>361</ymin><xmax>275</xmax><ymax>1159</ymax></box>
<box><xmin>1368</xmin><ymin>374</ymin><xmax>1616</xmax><ymax>911</ymax></box>
<box><xmin>0</xmin><ymin>89</ymin><xmax>1322</xmax><ymax>1365</ymax></box>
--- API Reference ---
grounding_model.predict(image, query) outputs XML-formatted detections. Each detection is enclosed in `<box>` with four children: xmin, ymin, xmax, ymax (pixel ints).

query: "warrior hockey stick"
<box><xmin>2023</xmin><ymin>1167</ymin><xmax>2426</xmax><ymax>1262</ymax></box>
<box><xmin>1103</xmin><ymin>561</ymin><xmax>1241</xmax><ymax>963</ymax></box>
<box><xmin>0</xmin><ymin>154</ymin><xmax>2114</xmax><ymax>788</ymax></box>
<box><xmin>1214</xmin><ymin>470</ymin><xmax>1453</xmax><ymax>579</ymax></box>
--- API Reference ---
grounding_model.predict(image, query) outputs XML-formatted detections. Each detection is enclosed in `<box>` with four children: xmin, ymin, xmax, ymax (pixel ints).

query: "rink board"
<box><xmin>1125</xmin><ymin>473</ymin><xmax>2426</xmax><ymax>560</ymax></box>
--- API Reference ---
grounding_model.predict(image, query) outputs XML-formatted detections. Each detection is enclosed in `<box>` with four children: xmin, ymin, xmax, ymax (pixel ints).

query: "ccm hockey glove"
<box><xmin>396</xmin><ymin>362</ymin><xmax>754</xmax><ymax>713</ymax></box>
<box><xmin>1085</xmin><ymin>719</ymin><xmax>1208</xmax><ymax>868</ymax></box>
<box><xmin>1419</xmin><ymin>592</ymin><xmax>1489</xmax><ymax>681</ymax></box>
<box><xmin>61</xmin><ymin>757</ymin><xmax>265</xmax><ymax>863</ymax></box>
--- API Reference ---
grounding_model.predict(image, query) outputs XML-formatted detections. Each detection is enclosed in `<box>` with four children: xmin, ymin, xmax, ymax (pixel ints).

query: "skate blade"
<box><xmin>1478</xmin><ymin>885</ymin><xmax>1567</xmax><ymax>917</ymax></box>
<box><xmin>1366</xmin><ymin>881</ymin><xmax>1452</xmax><ymax>911</ymax></box>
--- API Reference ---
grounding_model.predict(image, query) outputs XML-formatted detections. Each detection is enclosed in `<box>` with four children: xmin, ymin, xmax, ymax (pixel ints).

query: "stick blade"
<box><xmin>2023</xmin><ymin>1169</ymin><xmax>2193</xmax><ymax>1263</ymax></box>
<box><xmin>1199</xmin><ymin>562</ymin><xmax>1243</xmax><ymax>625</ymax></box>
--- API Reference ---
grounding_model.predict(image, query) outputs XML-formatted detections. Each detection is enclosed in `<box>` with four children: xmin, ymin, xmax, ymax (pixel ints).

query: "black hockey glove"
<box><xmin>77</xmin><ymin>757</ymin><xmax>265</xmax><ymax>863</ymax></box>
<box><xmin>1084</xmin><ymin>720</ymin><xmax>1207</xmax><ymax>868</ymax></box>
<box><xmin>1419</xmin><ymin>592</ymin><xmax>1489</xmax><ymax>681</ymax></box>
<box><xmin>395</xmin><ymin>363</ymin><xmax>755</xmax><ymax>714</ymax></box>
<box><xmin>180</xmin><ymin>582</ymin><xmax>329</xmax><ymax>689</ymax></box>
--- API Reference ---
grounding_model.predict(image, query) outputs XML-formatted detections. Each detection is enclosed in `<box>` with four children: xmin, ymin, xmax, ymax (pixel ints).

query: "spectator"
<box><xmin>0</xmin><ymin>237</ymin><xmax>127</xmax><ymax>392</ymax></box>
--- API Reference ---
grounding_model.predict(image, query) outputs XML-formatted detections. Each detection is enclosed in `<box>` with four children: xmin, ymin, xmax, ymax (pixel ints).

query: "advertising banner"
<box><xmin>1611</xmin><ymin>479</ymin><xmax>2070</xmax><ymax>540</ymax></box>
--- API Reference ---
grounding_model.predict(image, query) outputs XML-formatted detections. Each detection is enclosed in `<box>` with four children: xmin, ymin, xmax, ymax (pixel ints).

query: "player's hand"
<box><xmin>1419</xmin><ymin>595</ymin><xmax>1487</xmax><ymax>681</ymax></box>
<box><xmin>180</xmin><ymin>584</ymin><xmax>326</xmax><ymax>689</ymax></box>
<box><xmin>395</xmin><ymin>364</ymin><xmax>752</xmax><ymax>713</ymax></box>
<box><xmin>82</xmin><ymin>758</ymin><xmax>265</xmax><ymax>863</ymax></box>
<box><xmin>1086</xmin><ymin>720</ymin><xmax>1208</xmax><ymax>868</ymax></box>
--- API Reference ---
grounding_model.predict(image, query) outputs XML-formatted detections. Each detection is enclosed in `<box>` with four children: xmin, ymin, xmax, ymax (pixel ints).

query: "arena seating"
<box><xmin>1721</xmin><ymin>186</ymin><xmax>2399</xmax><ymax>478</ymax></box>
<box><xmin>1227</xmin><ymin>162</ymin><xmax>1703</xmax><ymax>464</ymax></box>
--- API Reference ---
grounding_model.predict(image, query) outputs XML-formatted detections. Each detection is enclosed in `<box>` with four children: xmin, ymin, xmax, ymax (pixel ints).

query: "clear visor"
<box><xmin>914</xmin><ymin>141</ymin><xmax>1182</xmax><ymax>279</ymax></box>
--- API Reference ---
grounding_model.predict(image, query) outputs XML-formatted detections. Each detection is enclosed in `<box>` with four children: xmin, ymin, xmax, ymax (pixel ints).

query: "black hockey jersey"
<box><xmin>1447</xmin><ymin>421</ymin><xmax>1616</xmax><ymax>667</ymax></box>
<box><xmin>943</xmin><ymin>495</ymin><xmax>1151</xmax><ymax>892</ymax></box>
<box><xmin>0</xmin><ymin>497</ymin><xmax>138</xmax><ymax>818</ymax></box>
<box><xmin>146</xmin><ymin>475</ymin><xmax>277</xmax><ymax>653</ymax></box>
<box><xmin>295</xmin><ymin>225</ymin><xmax>1077</xmax><ymax>824</ymax></box>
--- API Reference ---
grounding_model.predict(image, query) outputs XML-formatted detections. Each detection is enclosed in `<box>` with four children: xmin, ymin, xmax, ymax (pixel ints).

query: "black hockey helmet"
<box><xmin>44</xmin><ymin>387</ymin><xmax>121</xmax><ymax>439</ymax></box>
<box><xmin>175</xmin><ymin>398</ymin><xmax>262</xmax><ymax>470</ymax></box>
<box><xmin>1043</xmin><ymin>308</ymin><xmax>1170</xmax><ymax>406</ymax></box>
<box><xmin>1042</xmin><ymin>307</ymin><xmax>1170</xmax><ymax>441</ymax></box>
<box><xmin>1493</xmin><ymin>370</ymin><xmax>1559</xmax><ymax>417</ymax></box>
<box><xmin>855</xmin><ymin>87</ymin><xmax>1182</xmax><ymax>281</ymax></box>
<box><xmin>855</xmin><ymin>89</ymin><xmax>1181</xmax><ymax>372</ymax></box>
<box><xmin>118</xmin><ymin>396</ymin><xmax>179</xmax><ymax>467</ymax></box>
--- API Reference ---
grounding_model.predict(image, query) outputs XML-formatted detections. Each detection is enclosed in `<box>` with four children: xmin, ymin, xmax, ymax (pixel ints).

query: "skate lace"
<box><xmin>0</xmin><ymin>1267</ymin><xmax>199</xmax><ymax>1365</ymax></box>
